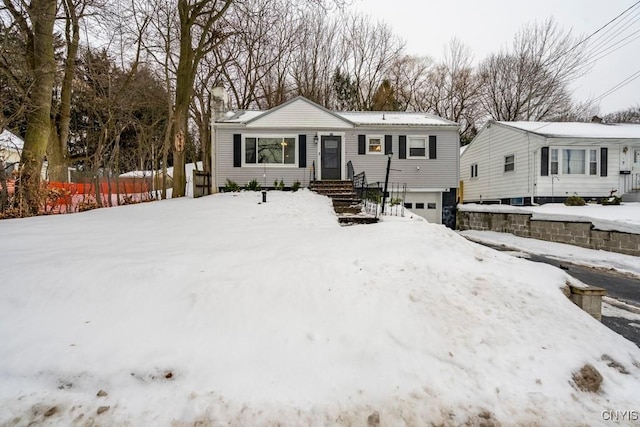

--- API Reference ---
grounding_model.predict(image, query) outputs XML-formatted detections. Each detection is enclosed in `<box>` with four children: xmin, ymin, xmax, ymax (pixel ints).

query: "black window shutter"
<box><xmin>298</xmin><ymin>135</ymin><xmax>306</xmax><ymax>168</ymax></box>
<box><xmin>358</xmin><ymin>134</ymin><xmax>366</xmax><ymax>155</ymax></box>
<box><xmin>541</xmin><ymin>147</ymin><xmax>549</xmax><ymax>176</ymax></box>
<box><xmin>384</xmin><ymin>135</ymin><xmax>392</xmax><ymax>155</ymax></box>
<box><xmin>600</xmin><ymin>147</ymin><xmax>608</xmax><ymax>177</ymax></box>
<box><xmin>399</xmin><ymin>135</ymin><xmax>406</xmax><ymax>159</ymax></box>
<box><xmin>233</xmin><ymin>134</ymin><xmax>242</xmax><ymax>167</ymax></box>
<box><xmin>429</xmin><ymin>135</ymin><xmax>437</xmax><ymax>159</ymax></box>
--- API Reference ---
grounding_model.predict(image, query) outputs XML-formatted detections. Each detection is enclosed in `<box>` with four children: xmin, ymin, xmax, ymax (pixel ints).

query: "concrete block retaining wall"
<box><xmin>457</xmin><ymin>210</ymin><xmax>640</xmax><ymax>257</ymax></box>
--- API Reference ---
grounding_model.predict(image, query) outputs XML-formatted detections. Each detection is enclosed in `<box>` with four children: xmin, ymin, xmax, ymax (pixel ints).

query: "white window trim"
<box><xmin>551</xmin><ymin>147</ymin><xmax>601</xmax><ymax>176</ymax></box>
<box><xmin>589</xmin><ymin>148</ymin><xmax>598</xmax><ymax>176</ymax></box>
<box><xmin>367</xmin><ymin>135</ymin><xmax>384</xmax><ymax>155</ymax></box>
<box><xmin>242</xmin><ymin>134</ymin><xmax>298</xmax><ymax>168</ymax></box>
<box><xmin>504</xmin><ymin>154</ymin><xmax>515</xmax><ymax>173</ymax></box>
<box><xmin>470</xmin><ymin>163</ymin><xmax>478</xmax><ymax>179</ymax></box>
<box><xmin>407</xmin><ymin>136</ymin><xmax>427</xmax><ymax>159</ymax></box>
<box><xmin>550</xmin><ymin>148</ymin><xmax>559</xmax><ymax>175</ymax></box>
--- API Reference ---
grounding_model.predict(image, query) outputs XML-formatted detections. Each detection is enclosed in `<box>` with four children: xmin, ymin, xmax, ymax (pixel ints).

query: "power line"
<box><xmin>583</xmin><ymin>29</ymin><xmax>640</xmax><ymax>69</ymax></box>
<box><xmin>591</xmin><ymin>68</ymin><xmax>640</xmax><ymax>103</ymax></box>
<box><xmin>567</xmin><ymin>0</ymin><xmax>640</xmax><ymax>55</ymax></box>
<box><xmin>582</xmin><ymin>9</ymin><xmax>640</xmax><ymax>61</ymax></box>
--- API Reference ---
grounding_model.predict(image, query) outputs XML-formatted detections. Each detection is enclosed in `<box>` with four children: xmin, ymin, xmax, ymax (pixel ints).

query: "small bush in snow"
<box><xmin>292</xmin><ymin>180</ymin><xmax>301</xmax><ymax>192</ymax></box>
<box><xmin>224</xmin><ymin>179</ymin><xmax>240</xmax><ymax>192</ymax></box>
<box><xmin>245</xmin><ymin>179</ymin><xmax>261</xmax><ymax>191</ymax></box>
<box><xmin>564</xmin><ymin>195</ymin><xmax>586</xmax><ymax>206</ymax></box>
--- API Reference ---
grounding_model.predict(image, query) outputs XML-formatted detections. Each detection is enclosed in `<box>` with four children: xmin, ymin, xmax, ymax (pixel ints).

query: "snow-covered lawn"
<box><xmin>1</xmin><ymin>191</ymin><xmax>640</xmax><ymax>426</ymax></box>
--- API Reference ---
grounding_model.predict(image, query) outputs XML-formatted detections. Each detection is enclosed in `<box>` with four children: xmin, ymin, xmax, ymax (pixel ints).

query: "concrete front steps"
<box><xmin>310</xmin><ymin>180</ymin><xmax>378</xmax><ymax>225</ymax></box>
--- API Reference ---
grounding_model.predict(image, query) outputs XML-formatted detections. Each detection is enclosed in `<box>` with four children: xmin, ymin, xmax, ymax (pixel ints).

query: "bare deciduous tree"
<box><xmin>478</xmin><ymin>18</ymin><xmax>588</xmax><ymax>122</ymax></box>
<box><xmin>2</xmin><ymin>0</ymin><xmax>57</xmax><ymax>215</ymax></box>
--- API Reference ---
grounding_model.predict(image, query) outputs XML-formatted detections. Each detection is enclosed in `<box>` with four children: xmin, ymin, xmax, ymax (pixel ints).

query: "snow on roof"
<box><xmin>499</xmin><ymin>121</ymin><xmax>640</xmax><ymax>139</ymax></box>
<box><xmin>216</xmin><ymin>106</ymin><xmax>456</xmax><ymax>127</ymax></box>
<box><xmin>0</xmin><ymin>129</ymin><xmax>23</xmax><ymax>151</ymax></box>
<box><xmin>219</xmin><ymin>110</ymin><xmax>264</xmax><ymax>123</ymax></box>
<box><xmin>119</xmin><ymin>170</ymin><xmax>159</xmax><ymax>178</ymax></box>
<box><xmin>337</xmin><ymin>111</ymin><xmax>457</xmax><ymax>126</ymax></box>
<box><xmin>460</xmin><ymin>145</ymin><xmax>469</xmax><ymax>156</ymax></box>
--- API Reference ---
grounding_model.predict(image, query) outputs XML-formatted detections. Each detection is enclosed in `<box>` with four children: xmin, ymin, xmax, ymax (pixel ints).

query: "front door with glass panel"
<box><xmin>321</xmin><ymin>136</ymin><xmax>342</xmax><ymax>180</ymax></box>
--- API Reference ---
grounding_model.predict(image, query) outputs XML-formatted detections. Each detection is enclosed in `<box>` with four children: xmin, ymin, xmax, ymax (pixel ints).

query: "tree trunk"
<box><xmin>18</xmin><ymin>0</ymin><xmax>57</xmax><ymax>215</ymax></box>
<box><xmin>0</xmin><ymin>159</ymin><xmax>8</xmax><ymax>212</ymax></box>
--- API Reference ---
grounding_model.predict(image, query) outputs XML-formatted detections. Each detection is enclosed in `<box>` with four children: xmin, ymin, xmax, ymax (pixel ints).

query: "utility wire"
<box><xmin>591</xmin><ymin>68</ymin><xmax>640</xmax><ymax>103</ymax></box>
<box><xmin>583</xmin><ymin>29</ymin><xmax>640</xmax><ymax>69</ymax></box>
<box><xmin>582</xmin><ymin>10</ymin><xmax>640</xmax><ymax>60</ymax></box>
<box><xmin>567</xmin><ymin>0</ymin><xmax>640</xmax><ymax>55</ymax></box>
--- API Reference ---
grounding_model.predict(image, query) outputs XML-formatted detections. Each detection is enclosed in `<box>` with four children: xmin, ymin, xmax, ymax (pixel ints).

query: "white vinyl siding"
<box><xmin>537</xmin><ymin>141</ymin><xmax>620</xmax><ymax>198</ymax></box>
<box><xmin>245</xmin><ymin>98</ymin><xmax>352</xmax><ymax>129</ymax></box>
<box><xmin>352</xmin><ymin>131</ymin><xmax>459</xmax><ymax>188</ymax></box>
<box><xmin>460</xmin><ymin>124</ymin><xmax>538</xmax><ymax>203</ymax></box>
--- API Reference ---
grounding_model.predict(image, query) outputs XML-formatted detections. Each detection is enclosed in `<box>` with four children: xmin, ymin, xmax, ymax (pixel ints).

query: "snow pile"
<box><xmin>1</xmin><ymin>191</ymin><xmax>640</xmax><ymax>426</ymax></box>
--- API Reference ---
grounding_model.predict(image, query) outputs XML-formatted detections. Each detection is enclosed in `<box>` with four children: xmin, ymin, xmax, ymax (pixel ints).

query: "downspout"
<box><xmin>210</xmin><ymin>115</ymin><xmax>217</xmax><ymax>193</ymax></box>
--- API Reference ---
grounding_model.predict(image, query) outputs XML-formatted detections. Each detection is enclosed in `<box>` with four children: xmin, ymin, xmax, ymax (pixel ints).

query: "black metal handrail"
<box><xmin>309</xmin><ymin>160</ymin><xmax>316</xmax><ymax>183</ymax></box>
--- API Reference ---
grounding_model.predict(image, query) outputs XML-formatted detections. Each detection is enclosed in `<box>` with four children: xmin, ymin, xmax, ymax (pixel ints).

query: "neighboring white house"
<box><xmin>0</xmin><ymin>129</ymin><xmax>23</xmax><ymax>175</ymax></box>
<box><xmin>460</xmin><ymin>120</ymin><xmax>640</xmax><ymax>205</ymax></box>
<box><xmin>212</xmin><ymin>96</ymin><xmax>460</xmax><ymax>225</ymax></box>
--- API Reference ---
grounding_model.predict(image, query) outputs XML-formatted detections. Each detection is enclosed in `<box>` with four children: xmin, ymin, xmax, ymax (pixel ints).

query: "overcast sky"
<box><xmin>350</xmin><ymin>0</ymin><xmax>640</xmax><ymax>116</ymax></box>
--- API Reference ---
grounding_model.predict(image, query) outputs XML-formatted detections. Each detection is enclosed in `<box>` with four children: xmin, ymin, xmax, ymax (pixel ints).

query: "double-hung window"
<box><xmin>408</xmin><ymin>137</ymin><xmax>427</xmax><ymax>158</ymax></box>
<box><xmin>245</xmin><ymin>136</ymin><xmax>296</xmax><ymax>165</ymax></box>
<box><xmin>470</xmin><ymin>163</ymin><xmax>478</xmax><ymax>178</ymax></box>
<box><xmin>367</xmin><ymin>136</ymin><xmax>382</xmax><ymax>154</ymax></box>
<box><xmin>589</xmin><ymin>149</ymin><xmax>598</xmax><ymax>175</ymax></box>
<box><xmin>550</xmin><ymin>149</ymin><xmax>559</xmax><ymax>174</ymax></box>
<box><xmin>504</xmin><ymin>154</ymin><xmax>515</xmax><ymax>172</ymax></box>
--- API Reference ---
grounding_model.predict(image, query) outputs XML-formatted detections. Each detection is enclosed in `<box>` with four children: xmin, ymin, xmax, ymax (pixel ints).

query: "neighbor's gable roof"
<box><xmin>0</xmin><ymin>129</ymin><xmax>24</xmax><ymax>151</ymax></box>
<box><xmin>498</xmin><ymin>121</ymin><xmax>640</xmax><ymax>139</ymax></box>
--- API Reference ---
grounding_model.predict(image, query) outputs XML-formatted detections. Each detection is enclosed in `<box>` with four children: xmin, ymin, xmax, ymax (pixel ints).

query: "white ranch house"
<box><xmin>0</xmin><ymin>130</ymin><xmax>23</xmax><ymax>175</ymax></box>
<box><xmin>211</xmin><ymin>96</ymin><xmax>460</xmax><ymax>225</ymax></box>
<box><xmin>460</xmin><ymin>121</ymin><xmax>640</xmax><ymax>205</ymax></box>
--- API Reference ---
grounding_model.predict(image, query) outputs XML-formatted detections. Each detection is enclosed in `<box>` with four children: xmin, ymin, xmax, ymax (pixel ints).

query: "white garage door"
<box><xmin>403</xmin><ymin>192</ymin><xmax>441</xmax><ymax>223</ymax></box>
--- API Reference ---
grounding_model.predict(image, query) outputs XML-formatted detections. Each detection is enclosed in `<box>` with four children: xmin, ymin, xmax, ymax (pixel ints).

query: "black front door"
<box><xmin>321</xmin><ymin>136</ymin><xmax>341</xmax><ymax>180</ymax></box>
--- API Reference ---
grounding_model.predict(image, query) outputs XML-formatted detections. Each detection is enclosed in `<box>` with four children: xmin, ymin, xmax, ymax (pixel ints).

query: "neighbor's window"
<box><xmin>550</xmin><ymin>149</ymin><xmax>559</xmax><ymax>174</ymax></box>
<box><xmin>404</xmin><ymin>202</ymin><xmax>413</xmax><ymax>209</ymax></box>
<box><xmin>562</xmin><ymin>149</ymin><xmax>585</xmax><ymax>174</ymax></box>
<box><xmin>415</xmin><ymin>202</ymin><xmax>425</xmax><ymax>209</ymax></box>
<box><xmin>367</xmin><ymin>136</ymin><xmax>382</xmax><ymax>154</ymax></box>
<box><xmin>245</xmin><ymin>136</ymin><xmax>296</xmax><ymax>165</ymax></box>
<box><xmin>589</xmin><ymin>149</ymin><xmax>598</xmax><ymax>175</ymax></box>
<box><xmin>504</xmin><ymin>154</ymin><xmax>515</xmax><ymax>172</ymax></box>
<box><xmin>470</xmin><ymin>163</ymin><xmax>478</xmax><ymax>178</ymax></box>
<box><xmin>408</xmin><ymin>137</ymin><xmax>427</xmax><ymax>158</ymax></box>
